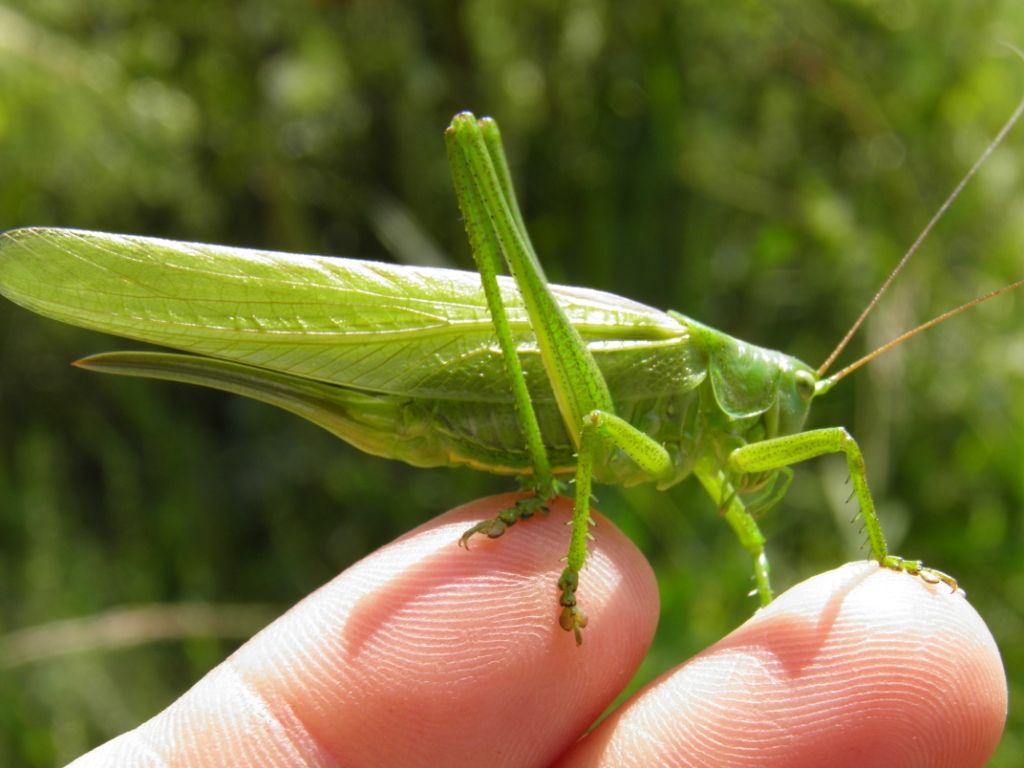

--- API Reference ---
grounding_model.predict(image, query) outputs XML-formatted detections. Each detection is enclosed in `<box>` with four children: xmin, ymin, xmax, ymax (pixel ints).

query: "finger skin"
<box><xmin>556</xmin><ymin>562</ymin><xmax>1007</xmax><ymax>768</ymax></box>
<box><xmin>69</xmin><ymin>494</ymin><xmax>659</xmax><ymax>768</ymax></box>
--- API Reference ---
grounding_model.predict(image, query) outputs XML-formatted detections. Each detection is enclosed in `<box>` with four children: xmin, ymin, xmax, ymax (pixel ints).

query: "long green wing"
<box><xmin>74</xmin><ymin>350</ymin><xmax>441</xmax><ymax>466</ymax></box>
<box><xmin>0</xmin><ymin>227</ymin><xmax>705</xmax><ymax>402</ymax></box>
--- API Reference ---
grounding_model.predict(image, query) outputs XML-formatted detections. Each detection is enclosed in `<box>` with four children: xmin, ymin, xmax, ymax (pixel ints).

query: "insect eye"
<box><xmin>795</xmin><ymin>370</ymin><xmax>816</xmax><ymax>401</ymax></box>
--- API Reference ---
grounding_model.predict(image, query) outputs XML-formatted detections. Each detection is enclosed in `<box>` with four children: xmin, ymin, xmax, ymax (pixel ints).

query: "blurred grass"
<box><xmin>0</xmin><ymin>0</ymin><xmax>1023</xmax><ymax>764</ymax></box>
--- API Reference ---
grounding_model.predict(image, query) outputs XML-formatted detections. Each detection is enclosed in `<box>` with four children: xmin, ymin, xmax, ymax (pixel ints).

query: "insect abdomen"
<box><xmin>405</xmin><ymin>384</ymin><xmax>705</xmax><ymax>486</ymax></box>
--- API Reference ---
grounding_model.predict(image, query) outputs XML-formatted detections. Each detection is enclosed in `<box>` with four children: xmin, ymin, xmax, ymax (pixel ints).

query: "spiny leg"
<box><xmin>449</xmin><ymin>113</ymin><xmax>660</xmax><ymax>642</ymax></box>
<box><xmin>478</xmin><ymin>118</ymin><xmax>544</xmax><ymax>275</ymax></box>
<box><xmin>728</xmin><ymin>427</ymin><xmax>957</xmax><ymax>590</ymax></box>
<box><xmin>446</xmin><ymin>117</ymin><xmax>557</xmax><ymax>545</ymax></box>
<box><xmin>446</xmin><ymin>113</ymin><xmax>614</xmax><ymax>434</ymax></box>
<box><xmin>560</xmin><ymin>410</ymin><xmax>674</xmax><ymax>643</ymax></box>
<box><xmin>695</xmin><ymin>461</ymin><xmax>774</xmax><ymax>605</ymax></box>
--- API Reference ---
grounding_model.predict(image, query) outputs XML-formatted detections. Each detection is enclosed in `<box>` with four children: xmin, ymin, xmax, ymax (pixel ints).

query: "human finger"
<box><xmin>556</xmin><ymin>561</ymin><xmax>1006</xmax><ymax>768</ymax></box>
<box><xmin>70</xmin><ymin>493</ymin><xmax>659</xmax><ymax>768</ymax></box>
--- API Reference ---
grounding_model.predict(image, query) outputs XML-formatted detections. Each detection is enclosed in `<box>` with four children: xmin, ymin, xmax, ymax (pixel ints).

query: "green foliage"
<box><xmin>1</xmin><ymin>1</ymin><xmax>1022</xmax><ymax>764</ymax></box>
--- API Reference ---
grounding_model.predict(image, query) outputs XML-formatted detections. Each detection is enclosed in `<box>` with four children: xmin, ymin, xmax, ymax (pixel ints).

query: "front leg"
<box><xmin>728</xmin><ymin>427</ymin><xmax>957</xmax><ymax>590</ymax></box>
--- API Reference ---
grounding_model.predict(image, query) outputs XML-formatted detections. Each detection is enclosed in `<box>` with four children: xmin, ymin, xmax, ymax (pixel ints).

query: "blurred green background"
<box><xmin>1</xmin><ymin>0</ymin><xmax>1022</xmax><ymax>764</ymax></box>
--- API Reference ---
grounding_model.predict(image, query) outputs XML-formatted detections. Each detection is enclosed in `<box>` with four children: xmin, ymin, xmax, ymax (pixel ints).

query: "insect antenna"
<box><xmin>818</xmin><ymin>278</ymin><xmax>1024</xmax><ymax>391</ymax></box>
<box><xmin>817</xmin><ymin>91</ymin><xmax>1024</xmax><ymax>378</ymax></box>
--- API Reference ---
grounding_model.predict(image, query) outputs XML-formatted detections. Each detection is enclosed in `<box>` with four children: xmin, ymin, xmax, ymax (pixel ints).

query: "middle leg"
<box><xmin>559</xmin><ymin>409</ymin><xmax>674</xmax><ymax>643</ymax></box>
<box><xmin>694</xmin><ymin>460</ymin><xmax>774</xmax><ymax>606</ymax></box>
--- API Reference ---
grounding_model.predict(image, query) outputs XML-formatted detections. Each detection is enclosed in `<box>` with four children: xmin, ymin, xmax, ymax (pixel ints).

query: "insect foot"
<box><xmin>512</xmin><ymin>493</ymin><xmax>550</xmax><ymax>520</ymax></box>
<box><xmin>557</xmin><ymin>567</ymin><xmax>588</xmax><ymax>645</ymax></box>
<box><xmin>882</xmin><ymin>555</ymin><xmax>959</xmax><ymax>593</ymax></box>
<box><xmin>457</xmin><ymin>495</ymin><xmax>549</xmax><ymax>548</ymax></box>
<box><xmin>559</xmin><ymin>605</ymin><xmax>588</xmax><ymax>646</ymax></box>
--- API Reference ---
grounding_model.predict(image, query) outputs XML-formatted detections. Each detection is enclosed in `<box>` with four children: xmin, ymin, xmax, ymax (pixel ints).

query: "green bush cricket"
<box><xmin>1</xmin><ymin>108</ymin><xmax>1022</xmax><ymax>644</ymax></box>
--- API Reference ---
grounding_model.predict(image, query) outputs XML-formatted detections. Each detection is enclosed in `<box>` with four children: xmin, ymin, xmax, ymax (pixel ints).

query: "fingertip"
<box><xmin>557</xmin><ymin>562</ymin><xmax>1006</xmax><ymax>768</ymax></box>
<box><xmin>76</xmin><ymin>494</ymin><xmax>659</xmax><ymax>768</ymax></box>
<box><xmin>247</xmin><ymin>493</ymin><xmax>660</xmax><ymax>767</ymax></box>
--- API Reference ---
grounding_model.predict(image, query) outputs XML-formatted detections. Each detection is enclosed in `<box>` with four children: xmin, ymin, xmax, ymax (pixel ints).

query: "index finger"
<box><xmin>70</xmin><ymin>494</ymin><xmax>659</xmax><ymax>768</ymax></box>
